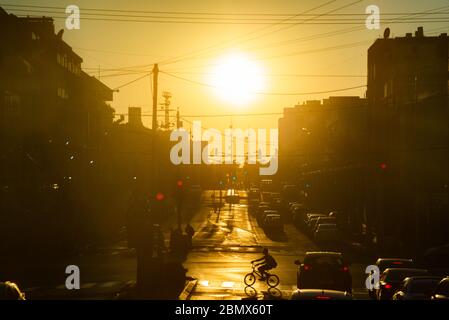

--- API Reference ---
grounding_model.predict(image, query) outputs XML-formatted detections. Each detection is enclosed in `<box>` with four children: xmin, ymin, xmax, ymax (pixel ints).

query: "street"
<box><xmin>6</xmin><ymin>189</ymin><xmax>370</xmax><ymax>300</ymax></box>
<box><xmin>184</xmin><ymin>190</ymin><xmax>369</xmax><ymax>300</ymax></box>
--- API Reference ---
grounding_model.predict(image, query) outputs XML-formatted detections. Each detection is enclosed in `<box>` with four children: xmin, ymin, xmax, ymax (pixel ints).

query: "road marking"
<box><xmin>99</xmin><ymin>281</ymin><xmax>120</xmax><ymax>288</ymax></box>
<box><xmin>81</xmin><ymin>282</ymin><xmax>97</xmax><ymax>289</ymax></box>
<box><xmin>199</xmin><ymin>280</ymin><xmax>209</xmax><ymax>287</ymax></box>
<box><xmin>221</xmin><ymin>281</ymin><xmax>235</xmax><ymax>288</ymax></box>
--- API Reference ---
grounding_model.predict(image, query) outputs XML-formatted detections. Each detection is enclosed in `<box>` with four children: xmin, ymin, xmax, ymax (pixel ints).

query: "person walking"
<box><xmin>185</xmin><ymin>223</ymin><xmax>195</xmax><ymax>249</ymax></box>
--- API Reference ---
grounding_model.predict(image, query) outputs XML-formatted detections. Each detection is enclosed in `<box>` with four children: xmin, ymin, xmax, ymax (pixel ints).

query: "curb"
<box><xmin>178</xmin><ymin>279</ymin><xmax>198</xmax><ymax>300</ymax></box>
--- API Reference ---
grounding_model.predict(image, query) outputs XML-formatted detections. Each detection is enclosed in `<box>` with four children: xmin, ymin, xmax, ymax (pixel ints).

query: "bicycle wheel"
<box><xmin>267</xmin><ymin>274</ymin><xmax>279</xmax><ymax>288</ymax></box>
<box><xmin>244</xmin><ymin>273</ymin><xmax>256</xmax><ymax>286</ymax></box>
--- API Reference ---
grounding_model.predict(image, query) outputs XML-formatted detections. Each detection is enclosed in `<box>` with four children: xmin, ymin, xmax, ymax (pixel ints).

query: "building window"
<box><xmin>57</xmin><ymin>87</ymin><xmax>69</xmax><ymax>99</ymax></box>
<box><xmin>31</xmin><ymin>32</ymin><xmax>39</xmax><ymax>40</ymax></box>
<box><xmin>4</xmin><ymin>93</ymin><xmax>21</xmax><ymax>107</ymax></box>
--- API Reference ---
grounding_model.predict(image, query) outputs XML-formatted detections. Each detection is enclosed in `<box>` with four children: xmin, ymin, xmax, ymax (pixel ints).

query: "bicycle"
<box><xmin>244</xmin><ymin>263</ymin><xmax>280</xmax><ymax>288</ymax></box>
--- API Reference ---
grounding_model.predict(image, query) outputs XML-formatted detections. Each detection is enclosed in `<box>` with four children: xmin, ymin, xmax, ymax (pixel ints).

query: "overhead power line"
<box><xmin>156</xmin><ymin>3</ymin><xmax>449</xmax><ymax>68</ymax></box>
<box><xmin>4</xmin><ymin>3</ymin><xmax>449</xmax><ymax>16</ymax></box>
<box><xmin>160</xmin><ymin>70</ymin><xmax>366</xmax><ymax>96</ymax></box>
<box><xmin>160</xmin><ymin>71</ymin><xmax>367</xmax><ymax>78</ymax></box>
<box><xmin>112</xmin><ymin>73</ymin><xmax>151</xmax><ymax>90</ymax></box>
<box><xmin>156</xmin><ymin>0</ymin><xmax>339</xmax><ymax>66</ymax></box>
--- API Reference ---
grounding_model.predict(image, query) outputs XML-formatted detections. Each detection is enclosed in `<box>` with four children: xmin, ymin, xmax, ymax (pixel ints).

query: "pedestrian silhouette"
<box><xmin>185</xmin><ymin>224</ymin><xmax>195</xmax><ymax>249</ymax></box>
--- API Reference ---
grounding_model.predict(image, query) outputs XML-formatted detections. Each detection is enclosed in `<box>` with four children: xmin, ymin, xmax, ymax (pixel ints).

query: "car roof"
<box><xmin>403</xmin><ymin>276</ymin><xmax>443</xmax><ymax>282</ymax></box>
<box><xmin>384</xmin><ymin>268</ymin><xmax>428</xmax><ymax>275</ymax></box>
<box><xmin>316</xmin><ymin>223</ymin><xmax>337</xmax><ymax>228</ymax></box>
<box><xmin>305</xmin><ymin>251</ymin><xmax>343</xmax><ymax>257</ymax></box>
<box><xmin>291</xmin><ymin>289</ymin><xmax>352</xmax><ymax>299</ymax></box>
<box><xmin>377</xmin><ymin>258</ymin><xmax>413</xmax><ymax>263</ymax></box>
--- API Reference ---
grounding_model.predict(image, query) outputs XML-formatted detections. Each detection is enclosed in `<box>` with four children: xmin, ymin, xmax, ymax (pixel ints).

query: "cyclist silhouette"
<box><xmin>251</xmin><ymin>248</ymin><xmax>277</xmax><ymax>280</ymax></box>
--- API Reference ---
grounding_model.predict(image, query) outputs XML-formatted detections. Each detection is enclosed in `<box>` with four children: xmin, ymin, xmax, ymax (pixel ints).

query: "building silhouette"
<box><xmin>0</xmin><ymin>8</ymin><xmax>114</xmax><ymax>254</ymax></box>
<box><xmin>365</xmin><ymin>27</ymin><xmax>449</xmax><ymax>251</ymax></box>
<box><xmin>278</xmin><ymin>96</ymin><xmax>367</xmax><ymax>235</ymax></box>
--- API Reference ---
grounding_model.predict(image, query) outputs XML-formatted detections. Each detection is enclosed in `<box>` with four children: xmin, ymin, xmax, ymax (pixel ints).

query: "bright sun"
<box><xmin>209</xmin><ymin>53</ymin><xmax>265</xmax><ymax>107</ymax></box>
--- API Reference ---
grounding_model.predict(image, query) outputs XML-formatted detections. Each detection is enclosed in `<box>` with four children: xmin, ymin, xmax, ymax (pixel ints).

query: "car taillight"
<box><xmin>392</xmin><ymin>261</ymin><xmax>403</xmax><ymax>265</ymax></box>
<box><xmin>384</xmin><ymin>283</ymin><xmax>392</xmax><ymax>289</ymax></box>
<box><xmin>303</xmin><ymin>265</ymin><xmax>312</xmax><ymax>271</ymax></box>
<box><xmin>315</xmin><ymin>295</ymin><xmax>331</xmax><ymax>300</ymax></box>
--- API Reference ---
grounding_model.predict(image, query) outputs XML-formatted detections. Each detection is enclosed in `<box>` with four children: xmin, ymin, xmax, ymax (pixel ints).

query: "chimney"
<box><xmin>415</xmin><ymin>27</ymin><xmax>424</xmax><ymax>38</ymax></box>
<box><xmin>128</xmin><ymin>107</ymin><xmax>143</xmax><ymax>127</ymax></box>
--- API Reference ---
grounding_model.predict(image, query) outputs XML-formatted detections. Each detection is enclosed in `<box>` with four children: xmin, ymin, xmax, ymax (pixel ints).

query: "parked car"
<box><xmin>290</xmin><ymin>289</ymin><xmax>352</xmax><ymax>300</ymax></box>
<box><xmin>261</xmin><ymin>192</ymin><xmax>272</xmax><ymax>202</ymax></box>
<box><xmin>392</xmin><ymin>276</ymin><xmax>442</xmax><ymax>300</ymax></box>
<box><xmin>260</xmin><ymin>210</ymin><xmax>279</xmax><ymax>226</ymax></box>
<box><xmin>263</xmin><ymin>213</ymin><xmax>283</xmax><ymax>233</ymax></box>
<box><xmin>418</xmin><ymin>244</ymin><xmax>449</xmax><ymax>277</ymax></box>
<box><xmin>431</xmin><ymin>276</ymin><xmax>449</xmax><ymax>300</ymax></box>
<box><xmin>291</xmin><ymin>205</ymin><xmax>306</xmax><ymax>226</ymax></box>
<box><xmin>256</xmin><ymin>205</ymin><xmax>270</xmax><ymax>223</ymax></box>
<box><xmin>307</xmin><ymin>215</ymin><xmax>329</xmax><ymax>234</ymax></box>
<box><xmin>304</xmin><ymin>213</ymin><xmax>327</xmax><ymax>228</ymax></box>
<box><xmin>295</xmin><ymin>251</ymin><xmax>352</xmax><ymax>293</ymax></box>
<box><xmin>376</xmin><ymin>268</ymin><xmax>429</xmax><ymax>300</ymax></box>
<box><xmin>376</xmin><ymin>258</ymin><xmax>415</xmax><ymax>274</ymax></box>
<box><xmin>270</xmin><ymin>192</ymin><xmax>281</xmax><ymax>201</ymax></box>
<box><xmin>248</xmin><ymin>199</ymin><xmax>260</xmax><ymax>215</ymax></box>
<box><xmin>248</xmin><ymin>188</ymin><xmax>260</xmax><ymax>201</ymax></box>
<box><xmin>312</xmin><ymin>217</ymin><xmax>337</xmax><ymax>233</ymax></box>
<box><xmin>314</xmin><ymin>224</ymin><xmax>339</xmax><ymax>243</ymax></box>
<box><xmin>281</xmin><ymin>184</ymin><xmax>299</xmax><ymax>202</ymax></box>
<box><xmin>368</xmin><ymin>258</ymin><xmax>415</xmax><ymax>298</ymax></box>
<box><xmin>271</xmin><ymin>198</ymin><xmax>283</xmax><ymax>213</ymax></box>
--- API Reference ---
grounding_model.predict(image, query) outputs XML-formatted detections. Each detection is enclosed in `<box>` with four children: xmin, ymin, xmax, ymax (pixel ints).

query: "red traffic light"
<box><xmin>176</xmin><ymin>180</ymin><xmax>183</xmax><ymax>188</ymax></box>
<box><xmin>155</xmin><ymin>192</ymin><xmax>165</xmax><ymax>201</ymax></box>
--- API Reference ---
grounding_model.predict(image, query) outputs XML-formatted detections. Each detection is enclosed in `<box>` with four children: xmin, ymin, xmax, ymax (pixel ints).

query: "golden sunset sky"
<box><xmin>3</xmin><ymin>0</ymin><xmax>449</xmax><ymax>131</ymax></box>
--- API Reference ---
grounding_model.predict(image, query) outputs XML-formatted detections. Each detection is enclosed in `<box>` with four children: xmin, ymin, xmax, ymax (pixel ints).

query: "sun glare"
<box><xmin>209</xmin><ymin>53</ymin><xmax>265</xmax><ymax>107</ymax></box>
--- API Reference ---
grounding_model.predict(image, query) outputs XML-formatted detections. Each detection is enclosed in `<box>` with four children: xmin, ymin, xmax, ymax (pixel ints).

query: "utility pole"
<box><xmin>152</xmin><ymin>64</ymin><xmax>159</xmax><ymax>130</ymax></box>
<box><xmin>150</xmin><ymin>63</ymin><xmax>159</xmax><ymax>207</ymax></box>
<box><xmin>161</xmin><ymin>91</ymin><xmax>172</xmax><ymax>129</ymax></box>
<box><xmin>176</xmin><ymin>107</ymin><xmax>182</xmax><ymax>129</ymax></box>
<box><xmin>175</xmin><ymin>107</ymin><xmax>183</xmax><ymax>230</ymax></box>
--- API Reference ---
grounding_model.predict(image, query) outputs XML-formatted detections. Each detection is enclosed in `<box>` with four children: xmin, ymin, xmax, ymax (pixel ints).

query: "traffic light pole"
<box><xmin>152</xmin><ymin>64</ymin><xmax>159</xmax><ymax>131</ymax></box>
